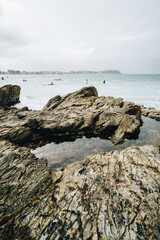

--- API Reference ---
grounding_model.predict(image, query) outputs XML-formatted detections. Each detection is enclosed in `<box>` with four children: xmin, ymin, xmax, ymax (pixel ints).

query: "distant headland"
<box><xmin>0</xmin><ymin>69</ymin><xmax>121</xmax><ymax>75</ymax></box>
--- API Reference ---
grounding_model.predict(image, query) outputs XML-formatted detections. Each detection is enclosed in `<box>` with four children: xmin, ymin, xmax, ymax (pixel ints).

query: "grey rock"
<box><xmin>0</xmin><ymin>86</ymin><xmax>142</xmax><ymax>146</ymax></box>
<box><xmin>41</xmin><ymin>87</ymin><xmax>142</xmax><ymax>145</ymax></box>
<box><xmin>0</xmin><ymin>141</ymin><xmax>159</xmax><ymax>240</ymax></box>
<box><xmin>141</xmin><ymin>106</ymin><xmax>160</xmax><ymax>121</ymax></box>
<box><xmin>0</xmin><ymin>84</ymin><xmax>21</xmax><ymax>107</ymax></box>
<box><xmin>0</xmin><ymin>86</ymin><xmax>159</xmax><ymax>240</ymax></box>
<box><xmin>0</xmin><ymin>107</ymin><xmax>41</xmax><ymax>146</ymax></box>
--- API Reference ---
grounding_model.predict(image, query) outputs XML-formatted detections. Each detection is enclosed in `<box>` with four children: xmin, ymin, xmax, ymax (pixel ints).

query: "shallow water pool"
<box><xmin>32</xmin><ymin>117</ymin><xmax>160</xmax><ymax>168</ymax></box>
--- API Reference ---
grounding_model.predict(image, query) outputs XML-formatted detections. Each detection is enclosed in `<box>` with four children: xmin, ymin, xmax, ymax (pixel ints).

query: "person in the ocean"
<box><xmin>103</xmin><ymin>80</ymin><xmax>105</xmax><ymax>83</ymax></box>
<box><xmin>1</xmin><ymin>77</ymin><xmax>4</xmax><ymax>80</ymax></box>
<box><xmin>86</xmin><ymin>79</ymin><xmax>88</xmax><ymax>84</ymax></box>
<box><xmin>49</xmin><ymin>82</ymin><xmax>54</xmax><ymax>85</ymax></box>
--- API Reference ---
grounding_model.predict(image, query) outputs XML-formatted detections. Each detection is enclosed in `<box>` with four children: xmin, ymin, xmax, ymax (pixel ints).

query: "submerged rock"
<box><xmin>0</xmin><ymin>141</ymin><xmax>159</xmax><ymax>240</ymax></box>
<box><xmin>0</xmin><ymin>84</ymin><xmax>21</xmax><ymax>107</ymax></box>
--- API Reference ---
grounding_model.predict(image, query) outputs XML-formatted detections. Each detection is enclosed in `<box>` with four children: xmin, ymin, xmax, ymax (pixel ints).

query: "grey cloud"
<box><xmin>0</xmin><ymin>0</ymin><xmax>160</xmax><ymax>73</ymax></box>
<box><xmin>0</xmin><ymin>25</ymin><xmax>29</xmax><ymax>61</ymax></box>
<box><xmin>0</xmin><ymin>27</ymin><xmax>28</xmax><ymax>45</ymax></box>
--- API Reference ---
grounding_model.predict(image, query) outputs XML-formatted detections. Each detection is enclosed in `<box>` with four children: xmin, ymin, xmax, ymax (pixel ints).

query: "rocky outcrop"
<box><xmin>0</xmin><ymin>141</ymin><xmax>159</xmax><ymax>240</ymax></box>
<box><xmin>0</xmin><ymin>86</ymin><xmax>159</xmax><ymax>239</ymax></box>
<box><xmin>40</xmin><ymin>86</ymin><xmax>142</xmax><ymax>145</ymax></box>
<box><xmin>141</xmin><ymin>106</ymin><xmax>160</xmax><ymax>121</ymax></box>
<box><xmin>0</xmin><ymin>86</ymin><xmax>142</xmax><ymax>146</ymax></box>
<box><xmin>0</xmin><ymin>106</ymin><xmax>40</xmax><ymax>146</ymax></box>
<box><xmin>0</xmin><ymin>140</ymin><xmax>52</xmax><ymax>240</ymax></box>
<box><xmin>0</xmin><ymin>85</ymin><xmax>21</xmax><ymax>107</ymax></box>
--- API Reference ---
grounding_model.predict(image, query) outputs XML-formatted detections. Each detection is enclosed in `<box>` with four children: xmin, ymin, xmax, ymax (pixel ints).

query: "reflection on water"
<box><xmin>32</xmin><ymin>117</ymin><xmax>160</xmax><ymax>169</ymax></box>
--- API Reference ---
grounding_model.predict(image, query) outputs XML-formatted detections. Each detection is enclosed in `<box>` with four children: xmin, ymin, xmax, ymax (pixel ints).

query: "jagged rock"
<box><xmin>141</xmin><ymin>106</ymin><xmax>160</xmax><ymax>121</ymax></box>
<box><xmin>0</xmin><ymin>141</ymin><xmax>159</xmax><ymax>240</ymax></box>
<box><xmin>41</xmin><ymin>87</ymin><xmax>142</xmax><ymax>145</ymax></box>
<box><xmin>42</xmin><ymin>86</ymin><xmax>98</xmax><ymax>111</ymax></box>
<box><xmin>0</xmin><ymin>85</ymin><xmax>21</xmax><ymax>107</ymax></box>
<box><xmin>0</xmin><ymin>107</ymin><xmax>41</xmax><ymax>146</ymax></box>
<box><xmin>0</xmin><ymin>86</ymin><xmax>142</xmax><ymax>146</ymax></box>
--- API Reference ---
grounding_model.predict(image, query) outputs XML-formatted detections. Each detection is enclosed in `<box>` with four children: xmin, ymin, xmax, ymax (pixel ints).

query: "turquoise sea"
<box><xmin>0</xmin><ymin>73</ymin><xmax>160</xmax><ymax>110</ymax></box>
<box><xmin>1</xmin><ymin>73</ymin><xmax>160</xmax><ymax>168</ymax></box>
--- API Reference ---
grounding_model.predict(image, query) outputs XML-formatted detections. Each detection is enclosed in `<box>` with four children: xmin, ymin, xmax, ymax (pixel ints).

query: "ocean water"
<box><xmin>1</xmin><ymin>73</ymin><xmax>160</xmax><ymax>168</ymax></box>
<box><xmin>0</xmin><ymin>73</ymin><xmax>160</xmax><ymax>110</ymax></box>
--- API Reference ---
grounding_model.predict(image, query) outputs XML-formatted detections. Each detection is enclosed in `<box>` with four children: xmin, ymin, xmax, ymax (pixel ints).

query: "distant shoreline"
<box><xmin>1</xmin><ymin>72</ymin><xmax>160</xmax><ymax>75</ymax></box>
<box><xmin>0</xmin><ymin>70</ymin><xmax>121</xmax><ymax>75</ymax></box>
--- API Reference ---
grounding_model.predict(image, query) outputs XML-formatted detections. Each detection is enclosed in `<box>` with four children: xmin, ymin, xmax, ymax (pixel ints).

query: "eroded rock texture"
<box><xmin>0</xmin><ymin>85</ymin><xmax>21</xmax><ymax>107</ymax></box>
<box><xmin>141</xmin><ymin>106</ymin><xmax>160</xmax><ymax>121</ymax></box>
<box><xmin>0</xmin><ymin>140</ymin><xmax>52</xmax><ymax>240</ymax></box>
<box><xmin>0</xmin><ymin>141</ymin><xmax>159</xmax><ymax>240</ymax></box>
<box><xmin>0</xmin><ymin>86</ymin><xmax>142</xmax><ymax>146</ymax></box>
<box><xmin>41</xmin><ymin>86</ymin><xmax>142</xmax><ymax>145</ymax></box>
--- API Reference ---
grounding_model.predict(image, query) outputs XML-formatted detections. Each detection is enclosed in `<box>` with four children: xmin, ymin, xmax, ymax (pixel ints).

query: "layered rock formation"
<box><xmin>0</xmin><ymin>85</ymin><xmax>159</xmax><ymax>239</ymax></box>
<box><xmin>0</xmin><ymin>85</ymin><xmax>21</xmax><ymax>107</ymax></box>
<box><xmin>0</xmin><ymin>86</ymin><xmax>142</xmax><ymax>146</ymax></box>
<box><xmin>41</xmin><ymin>86</ymin><xmax>142</xmax><ymax>145</ymax></box>
<box><xmin>0</xmin><ymin>141</ymin><xmax>159</xmax><ymax>240</ymax></box>
<box><xmin>141</xmin><ymin>106</ymin><xmax>160</xmax><ymax>121</ymax></box>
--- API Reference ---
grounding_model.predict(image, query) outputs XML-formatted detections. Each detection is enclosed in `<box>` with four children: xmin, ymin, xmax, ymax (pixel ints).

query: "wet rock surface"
<box><xmin>0</xmin><ymin>85</ymin><xmax>21</xmax><ymax>107</ymax></box>
<box><xmin>0</xmin><ymin>86</ymin><xmax>160</xmax><ymax>240</ymax></box>
<box><xmin>0</xmin><ymin>141</ymin><xmax>159</xmax><ymax>240</ymax></box>
<box><xmin>141</xmin><ymin>106</ymin><xmax>160</xmax><ymax>121</ymax></box>
<box><xmin>0</xmin><ymin>86</ymin><xmax>142</xmax><ymax>146</ymax></box>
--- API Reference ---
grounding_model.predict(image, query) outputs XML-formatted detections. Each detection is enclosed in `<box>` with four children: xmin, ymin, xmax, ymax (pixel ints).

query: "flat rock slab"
<box><xmin>0</xmin><ymin>141</ymin><xmax>159</xmax><ymax>239</ymax></box>
<box><xmin>0</xmin><ymin>86</ymin><xmax>142</xmax><ymax>146</ymax></box>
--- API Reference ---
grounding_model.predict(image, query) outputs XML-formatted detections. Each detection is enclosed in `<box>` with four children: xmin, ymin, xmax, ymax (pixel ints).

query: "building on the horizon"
<box><xmin>8</xmin><ymin>70</ymin><xmax>21</xmax><ymax>74</ymax></box>
<box><xmin>0</xmin><ymin>69</ymin><xmax>122</xmax><ymax>75</ymax></box>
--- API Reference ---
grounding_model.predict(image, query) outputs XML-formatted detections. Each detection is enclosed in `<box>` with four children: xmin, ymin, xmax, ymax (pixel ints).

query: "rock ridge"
<box><xmin>0</xmin><ymin>86</ymin><xmax>159</xmax><ymax>239</ymax></box>
<box><xmin>0</xmin><ymin>141</ymin><xmax>159</xmax><ymax>239</ymax></box>
<box><xmin>0</xmin><ymin>86</ymin><xmax>142</xmax><ymax>147</ymax></box>
<box><xmin>141</xmin><ymin>106</ymin><xmax>160</xmax><ymax>121</ymax></box>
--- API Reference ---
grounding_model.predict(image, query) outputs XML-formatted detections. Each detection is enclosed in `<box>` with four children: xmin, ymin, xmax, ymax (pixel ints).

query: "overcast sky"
<box><xmin>0</xmin><ymin>0</ymin><xmax>160</xmax><ymax>73</ymax></box>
